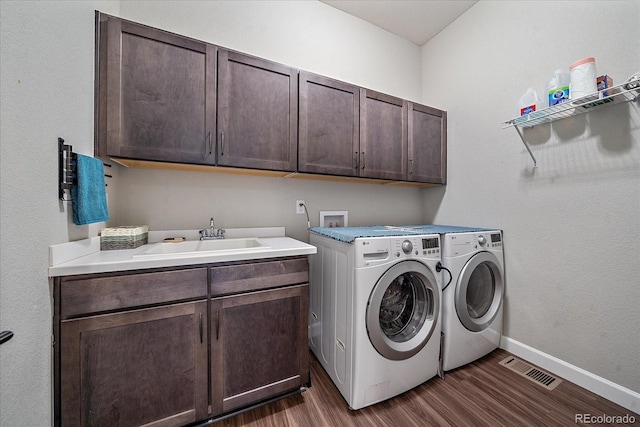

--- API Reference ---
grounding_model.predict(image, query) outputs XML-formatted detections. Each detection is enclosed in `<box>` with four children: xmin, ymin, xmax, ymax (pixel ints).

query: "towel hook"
<box><xmin>58</xmin><ymin>137</ymin><xmax>75</xmax><ymax>200</ymax></box>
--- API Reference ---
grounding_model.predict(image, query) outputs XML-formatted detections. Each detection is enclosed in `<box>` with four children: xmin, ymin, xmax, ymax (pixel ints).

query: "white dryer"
<box><xmin>440</xmin><ymin>230</ymin><xmax>505</xmax><ymax>372</ymax></box>
<box><xmin>309</xmin><ymin>227</ymin><xmax>442</xmax><ymax>410</ymax></box>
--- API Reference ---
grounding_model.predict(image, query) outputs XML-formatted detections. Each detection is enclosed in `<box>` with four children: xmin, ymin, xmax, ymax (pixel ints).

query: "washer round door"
<box><xmin>366</xmin><ymin>261</ymin><xmax>440</xmax><ymax>361</ymax></box>
<box><xmin>455</xmin><ymin>251</ymin><xmax>504</xmax><ymax>332</ymax></box>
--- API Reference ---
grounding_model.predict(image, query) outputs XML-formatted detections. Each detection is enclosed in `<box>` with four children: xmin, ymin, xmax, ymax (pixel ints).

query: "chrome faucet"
<box><xmin>200</xmin><ymin>217</ymin><xmax>225</xmax><ymax>240</ymax></box>
<box><xmin>208</xmin><ymin>217</ymin><xmax>215</xmax><ymax>237</ymax></box>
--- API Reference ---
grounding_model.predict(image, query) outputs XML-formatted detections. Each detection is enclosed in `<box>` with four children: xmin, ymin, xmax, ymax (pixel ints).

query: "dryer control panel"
<box><xmin>442</xmin><ymin>231</ymin><xmax>503</xmax><ymax>257</ymax></box>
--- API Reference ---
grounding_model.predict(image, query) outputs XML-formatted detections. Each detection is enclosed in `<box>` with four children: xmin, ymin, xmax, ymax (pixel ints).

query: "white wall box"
<box><xmin>319</xmin><ymin>211</ymin><xmax>348</xmax><ymax>227</ymax></box>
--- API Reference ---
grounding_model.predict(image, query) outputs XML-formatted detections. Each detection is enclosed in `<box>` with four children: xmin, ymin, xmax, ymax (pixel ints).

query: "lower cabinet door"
<box><xmin>59</xmin><ymin>301</ymin><xmax>208</xmax><ymax>427</ymax></box>
<box><xmin>210</xmin><ymin>284</ymin><xmax>309</xmax><ymax>415</ymax></box>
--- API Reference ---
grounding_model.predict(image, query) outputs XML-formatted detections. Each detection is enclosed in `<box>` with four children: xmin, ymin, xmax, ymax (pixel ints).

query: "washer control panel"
<box><xmin>393</xmin><ymin>236</ymin><xmax>440</xmax><ymax>259</ymax></box>
<box><xmin>354</xmin><ymin>234</ymin><xmax>442</xmax><ymax>267</ymax></box>
<box><xmin>489</xmin><ymin>232</ymin><xmax>502</xmax><ymax>248</ymax></box>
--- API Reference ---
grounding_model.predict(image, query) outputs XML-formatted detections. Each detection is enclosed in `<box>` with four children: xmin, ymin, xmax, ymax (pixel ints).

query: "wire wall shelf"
<box><xmin>503</xmin><ymin>78</ymin><xmax>640</xmax><ymax>167</ymax></box>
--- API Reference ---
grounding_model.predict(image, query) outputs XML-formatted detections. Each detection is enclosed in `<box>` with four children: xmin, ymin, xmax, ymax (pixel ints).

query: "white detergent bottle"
<box><xmin>547</xmin><ymin>69</ymin><xmax>570</xmax><ymax>106</ymax></box>
<box><xmin>519</xmin><ymin>88</ymin><xmax>541</xmax><ymax>116</ymax></box>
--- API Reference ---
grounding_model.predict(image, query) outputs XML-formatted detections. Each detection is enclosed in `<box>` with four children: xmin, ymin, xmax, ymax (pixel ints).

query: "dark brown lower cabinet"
<box><xmin>59</xmin><ymin>301</ymin><xmax>208</xmax><ymax>426</ymax></box>
<box><xmin>210</xmin><ymin>285</ymin><xmax>309</xmax><ymax>415</ymax></box>
<box><xmin>54</xmin><ymin>257</ymin><xmax>310</xmax><ymax>426</ymax></box>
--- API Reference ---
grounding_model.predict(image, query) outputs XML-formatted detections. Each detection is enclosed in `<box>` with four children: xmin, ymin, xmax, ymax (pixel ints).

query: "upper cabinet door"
<box><xmin>96</xmin><ymin>14</ymin><xmax>216</xmax><ymax>164</ymax></box>
<box><xmin>359</xmin><ymin>89</ymin><xmax>408</xmax><ymax>180</ymax></box>
<box><xmin>298</xmin><ymin>72</ymin><xmax>359</xmax><ymax>176</ymax></box>
<box><xmin>408</xmin><ymin>102</ymin><xmax>447</xmax><ymax>184</ymax></box>
<box><xmin>217</xmin><ymin>50</ymin><xmax>298</xmax><ymax>171</ymax></box>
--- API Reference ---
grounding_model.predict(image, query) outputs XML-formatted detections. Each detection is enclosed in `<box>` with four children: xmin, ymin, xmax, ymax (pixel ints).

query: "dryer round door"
<box><xmin>454</xmin><ymin>251</ymin><xmax>504</xmax><ymax>333</ymax></box>
<box><xmin>366</xmin><ymin>261</ymin><xmax>440</xmax><ymax>361</ymax></box>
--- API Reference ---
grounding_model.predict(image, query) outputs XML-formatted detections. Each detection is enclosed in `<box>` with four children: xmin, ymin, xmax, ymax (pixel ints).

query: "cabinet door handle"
<box><xmin>207</xmin><ymin>132</ymin><xmax>212</xmax><ymax>155</ymax></box>
<box><xmin>199</xmin><ymin>312</ymin><xmax>203</xmax><ymax>344</ymax></box>
<box><xmin>215</xmin><ymin>310</ymin><xmax>220</xmax><ymax>340</ymax></box>
<box><xmin>361</xmin><ymin>152</ymin><xmax>366</xmax><ymax>170</ymax></box>
<box><xmin>353</xmin><ymin>151</ymin><xmax>359</xmax><ymax>169</ymax></box>
<box><xmin>219</xmin><ymin>131</ymin><xmax>225</xmax><ymax>156</ymax></box>
<box><xmin>409</xmin><ymin>158</ymin><xmax>413</xmax><ymax>176</ymax></box>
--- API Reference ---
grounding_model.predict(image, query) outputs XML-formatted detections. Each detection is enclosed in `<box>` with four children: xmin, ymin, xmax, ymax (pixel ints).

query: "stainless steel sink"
<box><xmin>133</xmin><ymin>238</ymin><xmax>269</xmax><ymax>258</ymax></box>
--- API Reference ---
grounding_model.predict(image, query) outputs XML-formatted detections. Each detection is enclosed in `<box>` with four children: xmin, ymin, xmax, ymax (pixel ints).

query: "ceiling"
<box><xmin>320</xmin><ymin>0</ymin><xmax>477</xmax><ymax>46</ymax></box>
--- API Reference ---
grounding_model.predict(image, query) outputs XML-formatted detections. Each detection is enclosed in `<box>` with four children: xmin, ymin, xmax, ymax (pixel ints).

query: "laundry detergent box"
<box><xmin>597</xmin><ymin>75</ymin><xmax>613</xmax><ymax>97</ymax></box>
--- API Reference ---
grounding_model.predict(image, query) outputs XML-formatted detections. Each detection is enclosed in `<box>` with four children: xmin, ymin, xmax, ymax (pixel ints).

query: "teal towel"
<box><xmin>71</xmin><ymin>154</ymin><xmax>109</xmax><ymax>225</ymax></box>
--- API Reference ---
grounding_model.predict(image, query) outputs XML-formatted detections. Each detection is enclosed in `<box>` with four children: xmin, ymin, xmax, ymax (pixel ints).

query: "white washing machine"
<box><xmin>309</xmin><ymin>227</ymin><xmax>442</xmax><ymax>410</ymax></box>
<box><xmin>440</xmin><ymin>230</ymin><xmax>505</xmax><ymax>372</ymax></box>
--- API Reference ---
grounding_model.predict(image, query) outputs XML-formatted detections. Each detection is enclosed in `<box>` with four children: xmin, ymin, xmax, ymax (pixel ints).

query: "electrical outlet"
<box><xmin>296</xmin><ymin>200</ymin><xmax>305</xmax><ymax>215</ymax></box>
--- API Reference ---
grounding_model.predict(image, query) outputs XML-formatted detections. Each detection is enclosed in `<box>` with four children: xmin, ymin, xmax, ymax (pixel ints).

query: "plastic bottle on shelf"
<box><xmin>547</xmin><ymin>70</ymin><xmax>570</xmax><ymax>106</ymax></box>
<box><xmin>519</xmin><ymin>88</ymin><xmax>542</xmax><ymax>116</ymax></box>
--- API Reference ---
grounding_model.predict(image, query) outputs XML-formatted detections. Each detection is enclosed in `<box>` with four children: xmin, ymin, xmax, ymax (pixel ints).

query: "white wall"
<box><xmin>0</xmin><ymin>1</ymin><xmax>119</xmax><ymax>425</ymax></box>
<box><xmin>421</xmin><ymin>0</ymin><xmax>640</xmax><ymax>393</ymax></box>
<box><xmin>109</xmin><ymin>0</ymin><xmax>425</xmax><ymax>242</ymax></box>
<box><xmin>2</xmin><ymin>1</ymin><xmax>637</xmax><ymax>425</ymax></box>
<box><xmin>0</xmin><ymin>1</ymin><xmax>422</xmax><ymax>425</ymax></box>
<box><xmin>119</xmin><ymin>0</ymin><xmax>422</xmax><ymax>102</ymax></box>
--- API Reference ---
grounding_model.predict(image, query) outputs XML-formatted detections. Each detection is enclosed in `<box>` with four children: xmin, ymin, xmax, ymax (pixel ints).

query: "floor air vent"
<box><xmin>499</xmin><ymin>357</ymin><xmax>561</xmax><ymax>390</ymax></box>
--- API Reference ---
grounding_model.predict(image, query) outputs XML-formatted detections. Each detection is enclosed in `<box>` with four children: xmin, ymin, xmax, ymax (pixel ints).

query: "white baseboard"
<box><xmin>500</xmin><ymin>336</ymin><xmax>640</xmax><ymax>415</ymax></box>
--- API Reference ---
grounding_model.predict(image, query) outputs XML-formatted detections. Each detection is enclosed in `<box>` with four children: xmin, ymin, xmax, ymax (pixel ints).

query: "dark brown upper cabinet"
<box><xmin>217</xmin><ymin>49</ymin><xmax>298</xmax><ymax>172</ymax></box>
<box><xmin>94</xmin><ymin>13</ymin><xmax>446</xmax><ymax>185</ymax></box>
<box><xmin>408</xmin><ymin>102</ymin><xmax>447</xmax><ymax>184</ymax></box>
<box><xmin>95</xmin><ymin>13</ymin><xmax>216</xmax><ymax>164</ymax></box>
<box><xmin>298</xmin><ymin>72</ymin><xmax>360</xmax><ymax>176</ymax></box>
<box><xmin>359</xmin><ymin>89</ymin><xmax>408</xmax><ymax>181</ymax></box>
<box><xmin>299</xmin><ymin>76</ymin><xmax>447</xmax><ymax>184</ymax></box>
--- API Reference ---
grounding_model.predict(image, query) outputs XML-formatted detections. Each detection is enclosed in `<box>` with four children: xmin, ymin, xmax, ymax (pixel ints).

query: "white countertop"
<box><xmin>49</xmin><ymin>227</ymin><xmax>316</xmax><ymax>277</ymax></box>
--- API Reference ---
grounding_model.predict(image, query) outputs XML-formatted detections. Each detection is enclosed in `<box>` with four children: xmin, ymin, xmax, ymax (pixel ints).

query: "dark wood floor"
<box><xmin>216</xmin><ymin>349</ymin><xmax>638</xmax><ymax>426</ymax></box>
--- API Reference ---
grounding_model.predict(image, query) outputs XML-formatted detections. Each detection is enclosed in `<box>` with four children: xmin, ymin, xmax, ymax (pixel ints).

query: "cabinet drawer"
<box><xmin>210</xmin><ymin>257</ymin><xmax>308</xmax><ymax>296</ymax></box>
<box><xmin>60</xmin><ymin>268</ymin><xmax>208</xmax><ymax>319</ymax></box>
